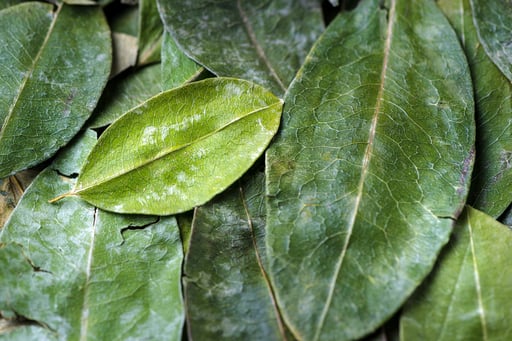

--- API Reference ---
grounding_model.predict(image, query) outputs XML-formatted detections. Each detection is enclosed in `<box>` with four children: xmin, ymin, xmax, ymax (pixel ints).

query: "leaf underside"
<box><xmin>265</xmin><ymin>0</ymin><xmax>475</xmax><ymax>340</ymax></box>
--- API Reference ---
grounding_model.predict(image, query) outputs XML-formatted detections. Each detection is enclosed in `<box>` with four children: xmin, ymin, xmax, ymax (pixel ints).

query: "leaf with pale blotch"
<box><xmin>470</xmin><ymin>0</ymin><xmax>512</xmax><ymax>83</ymax></box>
<box><xmin>137</xmin><ymin>0</ymin><xmax>162</xmax><ymax>65</ymax></box>
<box><xmin>65</xmin><ymin>78</ymin><xmax>282</xmax><ymax>215</ymax></box>
<box><xmin>0</xmin><ymin>130</ymin><xmax>184</xmax><ymax>341</ymax></box>
<box><xmin>185</xmin><ymin>172</ymin><xmax>290</xmax><ymax>340</ymax></box>
<box><xmin>0</xmin><ymin>3</ymin><xmax>111</xmax><ymax>177</ymax></box>
<box><xmin>439</xmin><ymin>0</ymin><xmax>512</xmax><ymax>218</ymax></box>
<box><xmin>265</xmin><ymin>0</ymin><xmax>474</xmax><ymax>340</ymax></box>
<box><xmin>88</xmin><ymin>64</ymin><xmax>163</xmax><ymax>129</ymax></box>
<box><xmin>161</xmin><ymin>31</ymin><xmax>202</xmax><ymax>90</ymax></box>
<box><xmin>157</xmin><ymin>0</ymin><xmax>324</xmax><ymax>96</ymax></box>
<box><xmin>400</xmin><ymin>207</ymin><xmax>512</xmax><ymax>341</ymax></box>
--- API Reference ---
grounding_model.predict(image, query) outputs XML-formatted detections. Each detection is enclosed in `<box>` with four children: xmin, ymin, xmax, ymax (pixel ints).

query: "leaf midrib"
<box><xmin>468</xmin><ymin>213</ymin><xmax>488</xmax><ymax>340</ymax></box>
<box><xmin>236</xmin><ymin>0</ymin><xmax>287</xmax><ymax>93</ymax></box>
<box><xmin>0</xmin><ymin>4</ymin><xmax>59</xmax><ymax>143</ymax></box>
<box><xmin>313</xmin><ymin>1</ymin><xmax>397</xmax><ymax>339</ymax></box>
<box><xmin>75</xmin><ymin>100</ymin><xmax>282</xmax><ymax>194</ymax></box>
<box><xmin>79</xmin><ymin>208</ymin><xmax>98</xmax><ymax>341</ymax></box>
<box><xmin>240</xmin><ymin>185</ymin><xmax>288</xmax><ymax>341</ymax></box>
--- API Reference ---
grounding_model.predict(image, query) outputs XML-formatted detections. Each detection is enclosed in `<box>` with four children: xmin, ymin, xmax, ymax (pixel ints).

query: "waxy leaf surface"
<box><xmin>265</xmin><ymin>0</ymin><xmax>474</xmax><ymax>340</ymax></box>
<box><xmin>400</xmin><ymin>207</ymin><xmax>512</xmax><ymax>340</ymax></box>
<box><xmin>470</xmin><ymin>0</ymin><xmax>512</xmax><ymax>82</ymax></box>
<box><xmin>439</xmin><ymin>0</ymin><xmax>512</xmax><ymax>218</ymax></box>
<box><xmin>185</xmin><ymin>173</ymin><xmax>289</xmax><ymax>340</ymax></box>
<box><xmin>157</xmin><ymin>0</ymin><xmax>324</xmax><ymax>95</ymax></box>
<box><xmin>73</xmin><ymin>78</ymin><xmax>283</xmax><ymax>215</ymax></box>
<box><xmin>0</xmin><ymin>2</ymin><xmax>111</xmax><ymax>177</ymax></box>
<box><xmin>0</xmin><ymin>130</ymin><xmax>184</xmax><ymax>340</ymax></box>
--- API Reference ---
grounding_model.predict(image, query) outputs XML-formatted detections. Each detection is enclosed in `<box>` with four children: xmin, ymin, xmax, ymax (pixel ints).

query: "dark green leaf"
<box><xmin>0</xmin><ymin>2</ymin><xmax>111</xmax><ymax>177</ymax></box>
<box><xmin>0</xmin><ymin>0</ymin><xmax>24</xmax><ymax>10</ymax></box>
<box><xmin>157</xmin><ymin>0</ymin><xmax>324</xmax><ymax>95</ymax></box>
<box><xmin>439</xmin><ymin>0</ymin><xmax>512</xmax><ymax>218</ymax></box>
<box><xmin>470</xmin><ymin>0</ymin><xmax>512</xmax><ymax>82</ymax></box>
<box><xmin>161</xmin><ymin>31</ymin><xmax>202</xmax><ymax>90</ymax></box>
<box><xmin>137</xmin><ymin>0</ymin><xmax>163</xmax><ymax>65</ymax></box>
<box><xmin>0</xmin><ymin>130</ymin><xmax>184</xmax><ymax>340</ymax></box>
<box><xmin>88</xmin><ymin>64</ymin><xmax>163</xmax><ymax>129</ymax></box>
<box><xmin>68</xmin><ymin>78</ymin><xmax>283</xmax><ymax>215</ymax></box>
<box><xmin>185</xmin><ymin>172</ymin><xmax>288</xmax><ymax>340</ymax></box>
<box><xmin>400</xmin><ymin>207</ymin><xmax>512</xmax><ymax>340</ymax></box>
<box><xmin>265</xmin><ymin>0</ymin><xmax>474</xmax><ymax>340</ymax></box>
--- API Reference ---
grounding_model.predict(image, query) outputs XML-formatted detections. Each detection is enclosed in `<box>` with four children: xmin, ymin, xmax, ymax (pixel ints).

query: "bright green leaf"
<box><xmin>184</xmin><ymin>172</ymin><xmax>289</xmax><ymax>340</ymax></box>
<box><xmin>88</xmin><ymin>64</ymin><xmax>163</xmax><ymax>129</ymax></box>
<box><xmin>470</xmin><ymin>0</ymin><xmax>512</xmax><ymax>83</ymax></box>
<box><xmin>439</xmin><ymin>0</ymin><xmax>512</xmax><ymax>218</ymax></box>
<box><xmin>68</xmin><ymin>78</ymin><xmax>283</xmax><ymax>215</ymax></box>
<box><xmin>0</xmin><ymin>2</ymin><xmax>111</xmax><ymax>178</ymax></box>
<box><xmin>0</xmin><ymin>130</ymin><xmax>184</xmax><ymax>340</ymax></box>
<box><xmin>400</xmin><ymin>206</ymin><xmax>512</xmax><ymax>340</ymax></box>
<box><xmin>157</xmin><ymin>0</ymin><xmax>324</xmax><ymax>96</ymax></box>
<box><xmin>161</xmin><ymin>31</ymin><xmax>202</xmax><ymax>90</ymax></box>
<box><xmin>137</xmin><ymin>0</ymin><xmax>162</xmax><ymax>65</ymax></box>
<box><xmin>265</xmin><ymin>0</ymin><xmax>474</xmax><ymax>340</ymax></box>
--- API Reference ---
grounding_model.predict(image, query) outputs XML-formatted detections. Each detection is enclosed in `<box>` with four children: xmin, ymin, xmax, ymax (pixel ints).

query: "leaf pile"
<box><xmin>1</xmin><ymin>0</ymin><xmax>511</xmax><ymax>340</ymax></box>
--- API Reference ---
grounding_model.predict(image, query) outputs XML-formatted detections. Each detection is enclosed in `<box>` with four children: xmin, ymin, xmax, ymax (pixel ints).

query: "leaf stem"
<box><xmin>48</xmin><ymin>192</ymin><xmax>74</xmax><ymax>203</ymax></box>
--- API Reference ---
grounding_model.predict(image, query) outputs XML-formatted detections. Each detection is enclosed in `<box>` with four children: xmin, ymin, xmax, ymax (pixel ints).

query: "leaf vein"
<box><xmin>313</xmin><ymin>1</ymin><xmax>397</xmax><ymax>339</ymax></box>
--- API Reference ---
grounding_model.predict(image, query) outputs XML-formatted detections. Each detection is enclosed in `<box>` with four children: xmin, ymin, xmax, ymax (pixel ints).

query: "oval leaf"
<box><xmin>439</xmin><ymin>0</ymin><xmax>512</xmax><ymax>218</ymax></box>
<box><xmin>0</xmin><ymin>2</ymin><xmax>111</xmax><ymax>177</ymax></box>
<box><xmin>184</xmin><ymin>173</ymin><xmax>290</xmax><ymax>340</ymax></box>
<box><xmin>470</xmin><ymin>0</ymin><xmax>512</xmax><ymax>83</ymax></box>
<box><xmin>400</xmin><ymin>207</ymin><xmax>512</xmax><ymax>340</ymax></box>
<box><xmin>0</xmin><ymin>131</ymin><xmax>184</xmax><ymax>340</ymax></box>
<box><xmin>72</xmin><ymin>78</ymin><xmax>283</xmax><ymax>215</ymax></box>
<box><xmin>265</xmin><ymin>0</ymin><xmax>475</xmax><ymax>340</ymax></box>
<box><xmin>157</xmin><ymin>0</ymin><xmax>324</xmax><ymax>96</ymax></box>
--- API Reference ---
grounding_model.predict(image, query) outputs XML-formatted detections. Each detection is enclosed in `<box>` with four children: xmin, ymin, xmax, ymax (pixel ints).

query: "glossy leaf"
<box><xmin>0</xmin><ymin>2</ymin><xmax>111</xmax><ymax>177</ymax></box>
<box><xmin>157</xmin><ymin>0</ymin><xmax>324</xmax><ymax>95</ymax></box>
<box><xmin>69</xmin><ymin>78</ymin><xmax>282</xmax><ymax>215</ymax></box>
<box><xmin>138</xmin><ymin>0</ymin><xmax>162</xmax><ymax>65</ymax></box>
<box><xmin>88</xmin><ymin>64</ymin><xmax>163</xmax><ymax>128</ymax></box>
<box><xmin>470</xmin><ymin>0</ymin><xmax>512</xmax><ymax>83</ymax></box>
<box><xmin>400</xmin><ymin>206</ymin><xmax>512</xmax><ymax>340</ymax></box>
<box><xmin>438</xmin><ymin>0</ymin><xmax>512</xmax><ymax>218</ymax></box>
<box><xmin>161</xmin><ymin>31</ymin><xmax>202</xmax><ymax>90</ymax></box>
<box><xmin>0</xmin><ymin>130</ymin><xmax>184</xmax><ymax>340</ymax></box>
<box><xmin>184</xmin><ymin>172</ymin><xmax>288</xmax><ymax>340</ymax></box>
<box><xmin>265</xmin><ymin>0</ymin><xmax>474</xmax><ymax>340</ymax></box>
